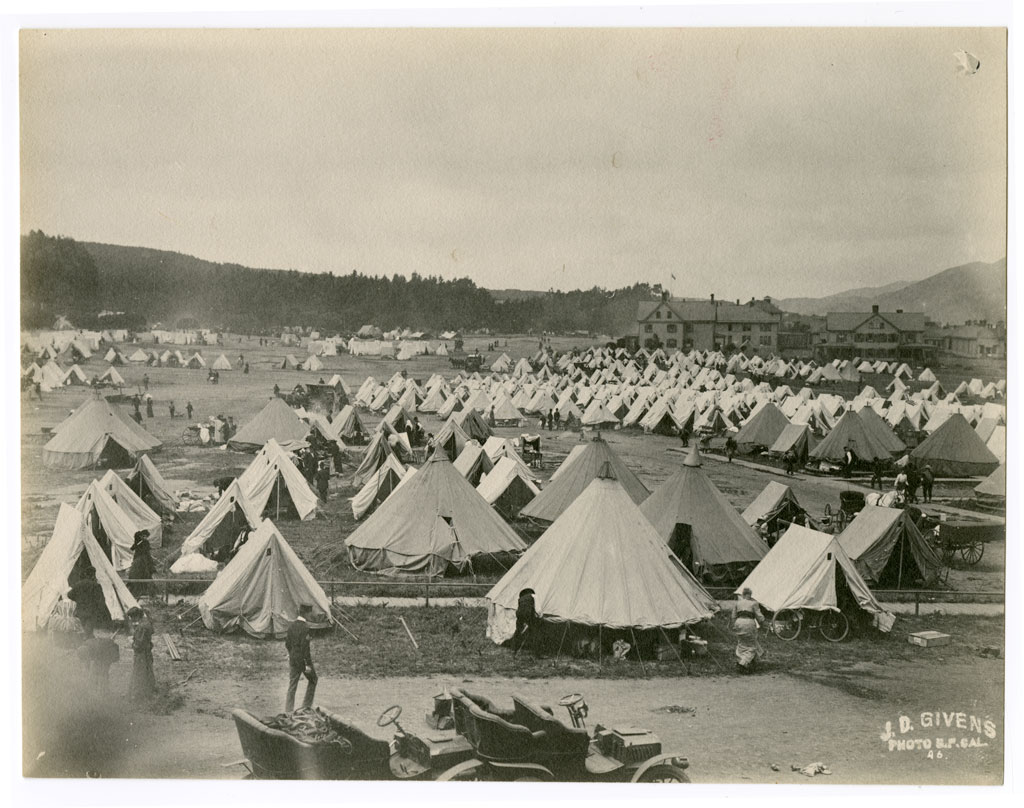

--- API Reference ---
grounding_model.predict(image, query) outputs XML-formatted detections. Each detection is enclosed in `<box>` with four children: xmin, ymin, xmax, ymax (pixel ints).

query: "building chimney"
<box><xmin>895</xmin><ymin>309</ymin><xmax>903</xmax><ymax>314</ymax></box>
<box><xmin>710</xmin><ymin>293</ymin><xmax>715</xmax><ymax>302</ymax></box>
<box><xmin>736</xmin><ymin>298</ymin><xmax>740</xmax><ymax>305</ymax></box>
<box><xmin>871</xmin><ymin>304</ymin><xmax>879</xmax><ymax>314</ymax></box>
<box><xmin>661</xmin><ymin>290</ymin><xmax>669</xmax><ymax>302</ymax></box>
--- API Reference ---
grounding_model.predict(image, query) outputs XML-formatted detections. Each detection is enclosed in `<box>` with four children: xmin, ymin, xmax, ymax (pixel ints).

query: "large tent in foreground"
<box><xmin>346</xmin><ymin>451</ymin><xmax>527</xmax><ymax>576</ymax></box>
<box><xmin>640</xmin><ymin>445</ymin><xmax>767</xmax><ymax>583</ymax></box>
<box><xmin>22</xmin><ymin>504</ymin><xmax>139</xmax><ymax>632</ymax></box>
<box><xmin>521</xmin><ymin>437</ymin><xmax>648</xmax><ymax>524</ymax></box>
<box><xmin>43</xmin><ymin>395</ymin><xmax>162</xmax><ymax>470</ymax></box>
<box><xmin>198</xmin><ymin>519</ymin><xmax>333</xmax><ymax>638</ymax></box>
<box><xmin>236</xmin><ymin>438</ymin><xmax>318</xmax><ymax>520</ymax></box>
<box><xmin>227</xmin><ymin>397</ymin><xmax>310</xmax><ymax>452</ymax></box>
<box><xmin>486</xmin><ymin>469</ymin><xmax>718</xmax><ymax>650</ymax></box>
<box><xmin>910</xmin><ymin>413</ymin><xmax>1000</xmax><ymax>477</ymax></box>
<box><xmin>738</xmin><ymin>524</ymin><xmax>894</xmax><ymax>632</ymax></box>
<box><xmin>124</xmin><ymin>454</ymin><xmax>179</xmax><ymax>516</ymax></box>
<box><xmin>838</xmin><ymin>505</ymin><xmax>943</xmax><ymax>588</ymax></box>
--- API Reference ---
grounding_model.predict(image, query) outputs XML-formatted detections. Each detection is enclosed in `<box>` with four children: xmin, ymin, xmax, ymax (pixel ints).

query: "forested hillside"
<box><xmin>21</xmin><ymin>231</ymin><xmax>658</xmax><ymax>335</ymax></box>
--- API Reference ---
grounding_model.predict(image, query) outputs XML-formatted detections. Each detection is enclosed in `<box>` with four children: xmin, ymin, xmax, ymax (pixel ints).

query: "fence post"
<box><xmin>330</xmin><ymin>580</ymin><xmax>335</xmax><ymax>606</ymax></box>
<box><xmin>425</xmin><ymin>580</ymin><xmax>430</xmax><ymax>608</ymax></box>
<box><xmin>915</xmin><ymin>591</ymin><xmax>920</xmax><ymax>617</ymax></box>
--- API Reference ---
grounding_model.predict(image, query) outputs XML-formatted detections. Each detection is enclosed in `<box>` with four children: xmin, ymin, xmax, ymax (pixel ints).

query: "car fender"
<box><xmin>630</xmin><ymin>753</ymin><xmax>690</xmax><ymax>782</ymax></box>
<box><xmin>488</xmin><ymin>760</ymin><xmax>555</xmax><ymax>781</ymax></box>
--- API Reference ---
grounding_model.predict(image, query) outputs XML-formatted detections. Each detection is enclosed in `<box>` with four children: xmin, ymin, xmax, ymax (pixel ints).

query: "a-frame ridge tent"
<box><xmin>125</xmin><ymin>454</ymin><xmax>179</xmax><ymax>516</ymax></box>
<box><xmin>173</xmin><ymin>480</ymin><xmax>263</xmax><ymax>568</ymax></box>
<box><xmin>43</xmin><ymin>394</ymin><xmax>161</xmax><ymax>470</ymax></box>
<box><xmin>75</xmin><ymin>479</ymin><xmax>149</xmax><ymax>570</ymax></box>
<box><xmin>520</xmin><ymin>437</ymin><xmax>648</xmax><ymax>524</ymax></box>
<box><xmin>741</xmin><ymin>480</ymin><xmax>817</xmax><ymax>540</ymax></box>
<box><xmin>838</xmin><ymin>505</ymin><xmax>943</xmax><ymax>588</ymax></box>
<box><xmin>476</xmin><ymin>456</ymin><xmax>540</xmax><ymax>520</ymax></box>
<box><xmin>485</xmin><ymin>469</ymin><xmax>718</xmax><ymax>647</ymax></box>
<box><xmin>197</xmin><ymin>519</ymin><xmax>333</xmax><ymax>638</ymax></box>
<box><xmin>345</xmin><ymin>451</ymin><xmax>527</xmax><ymax>576</ymax></box>
<box><xmin>738</xmin><ymin>524</ymin><xmax>894</xmax><ymax>631</ymax></box>
<box><xmin>23</xmin><ymin>504</ymin><xmax>139</xmax><ymax>632</ymax></box>
<box><xmin>227</xmin><ymin>397</ymin><xmax>311</xmax><ymax>452</ymax></box>
<box><xmin>97</xmin><ymin>469</ymin><xmax>163</xmax><ymax>548</ymax></box>
<box><xmin>351</xmin><ymin>454</ymin><xmax>409</xmax><ymax>520</ymax></box>
<box><xmin>640</xmin><ymin>444</ymin><xmax>767</xmax><ymax>583</ymax></box>
<box><xmin>236</xmin><ymin>438</ymin><xmax>319</xmax><ymax>520</ymax></box>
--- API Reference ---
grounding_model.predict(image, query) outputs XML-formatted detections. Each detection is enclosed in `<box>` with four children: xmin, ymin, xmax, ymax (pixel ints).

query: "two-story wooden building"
<box><xmin>814</xmin><ymin>305</ymin><xmax>932</xmax><ymax>362</ymax></box>
<box><xmin>636</xmin><ymin>294</ymin><xmax>783</xmax><ymax>353</ymax></box>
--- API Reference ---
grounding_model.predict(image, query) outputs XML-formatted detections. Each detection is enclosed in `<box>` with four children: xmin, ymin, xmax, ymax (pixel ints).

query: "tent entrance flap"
<box><xmin>669</xmin><ymin>523</ymin><xmax>694</xmax><ymax>572</ymax></box>
<box><xmin>98</xmin><ymin>438</ymin><xmax>133</xmax><ymax>469</ymax></box>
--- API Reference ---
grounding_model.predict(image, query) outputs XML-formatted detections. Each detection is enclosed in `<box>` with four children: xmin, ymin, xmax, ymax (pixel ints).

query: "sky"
<box><xmin>19</xmin><ymin>26</ymin><xmax>1007</xmax><ymax>300</ymax></box>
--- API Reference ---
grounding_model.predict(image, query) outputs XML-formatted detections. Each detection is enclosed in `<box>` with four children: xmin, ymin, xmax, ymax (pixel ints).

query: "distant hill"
<box><xmin>777</xmin><ymin>259</ymin><xmax>1006</xmax><ymax>325</ymax></box>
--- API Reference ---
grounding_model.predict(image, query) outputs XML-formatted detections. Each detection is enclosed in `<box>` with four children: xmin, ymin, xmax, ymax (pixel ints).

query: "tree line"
<box><xmin>21</xmin><ymin>230</ymin><xmax>658</xmax><ymax>336</ymax></box>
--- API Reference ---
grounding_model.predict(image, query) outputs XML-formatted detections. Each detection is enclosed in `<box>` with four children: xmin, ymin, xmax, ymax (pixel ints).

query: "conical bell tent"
<box><xmin>520</xmin><ymin>436</ymin><xmax>648</xmax><ymax>524</ymax></box>
<box><xmin>486</xmin><ymin>463</ymin><xmax>718</xmax><ymax>657</ymax></box>
<box><xmin>640</xmin><ymin>444</ymin><xmax>767</xmax><ymax>584</ymax></box>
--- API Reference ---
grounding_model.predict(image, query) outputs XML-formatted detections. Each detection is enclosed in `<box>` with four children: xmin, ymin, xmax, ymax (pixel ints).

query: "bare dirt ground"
<box><xmin>20</xmin><ymin>333</ymin><xmax>1007</xmax><ymax>784</ymax></box>
<box><xmin>23</xmin><ymin>629</ymin><xmax>1003</xmax><ymax>785</ymax></box>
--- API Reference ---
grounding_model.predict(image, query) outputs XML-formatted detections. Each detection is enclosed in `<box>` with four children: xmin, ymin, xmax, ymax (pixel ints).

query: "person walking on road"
<box><xmin>285</xmin><ymin>604</ymin><xmax>318</xmax><ymax>712</ymax></box>
<box><xmin>128</xmin><ymin>607</ymin><xmax>156</xmax><ymax>703</ymax></box>
<box><xmin>921</xmin><ymin>464</ymin><xmax>935</xmax><ymax>503</ymax></box>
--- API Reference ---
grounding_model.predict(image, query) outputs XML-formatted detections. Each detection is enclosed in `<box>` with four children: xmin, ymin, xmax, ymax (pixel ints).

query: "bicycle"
<box><xmin>770</xmin><ymin>608</ymin><xmax>849</xmax><ymax>642</ymax></box>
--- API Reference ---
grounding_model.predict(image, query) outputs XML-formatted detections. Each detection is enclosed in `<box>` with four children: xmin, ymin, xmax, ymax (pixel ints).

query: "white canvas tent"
<box><xmin>236</xmin><ymin>438</ymin><xmax>319</xmax><ymax>520</ymax></box>
<box><xmin>124</xmin><ymin>454</ymin><xmax>179</xmax><ymax>516</ymax></box>
<box><xmin>43</xmin><ymin>395</ymin><xmax>161</xmax><ymax>470</ymax></box>
<box><xmin>96</xmin><ymin>469</ymin><xmax>163</xmax><ymax>548</ymax></box>
<box><xmin>22</xmin><ymin>504</ymin><xmax>139</xmax><ymax>632</ymax></box>
<box><xmin>197</xmin><ymin>519</ymin><xmax>332</xmax><ymax>638</ymax></box>
<box><xmin>486</xmin><ymin>472</ymin><xmax>718</xmax><ymax>644</ymax></box>
<box><xmin>738</xmin><ymin>524</ymin><xmax>894</xmax><ymax>631</ymax></box>
<box><xmin>75</xmin><ymin>479</ymin><xmax>146</xmax><ymax>571</ymax></box>
<box><xmin>174</xmin><ymin>480</ymin><xmax>264</xmax><ymax>566</ymax></box>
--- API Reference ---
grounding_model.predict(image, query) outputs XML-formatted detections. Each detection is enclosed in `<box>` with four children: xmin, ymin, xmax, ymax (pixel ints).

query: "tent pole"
<box><xmin>555</xmin><ymin>622</ymin><xmax>569</xmax><ymax>661</ymax></box>
<box><xmin>660</xmin><ymin>626</ymin><xmax>688</xmax><ymax>674</ymax></box>
<box><xmin>630</xmin><ymin>628</ymin><xmax>647</xmax><ymax>676</ymax></box>
<box><xmin>276</xmin><ymin>474</ymin><xmax>281</xmax><ymax>521</ymax></box>
<box><xmin>897</xmin><ymin>524</ymin><xmax>906</xmax><ymax>589</ymax></box>
<box><xmin>598</xmin><ymin>625</ymin><xmax>602</xmax><ymax>668</ymax></box>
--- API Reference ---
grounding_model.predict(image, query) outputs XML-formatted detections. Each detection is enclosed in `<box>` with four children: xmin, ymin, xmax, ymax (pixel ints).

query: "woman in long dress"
<box><xmin>732</xmin><ymin>587</ymin><xmax>765</xmax><ymax>673</ymax></box>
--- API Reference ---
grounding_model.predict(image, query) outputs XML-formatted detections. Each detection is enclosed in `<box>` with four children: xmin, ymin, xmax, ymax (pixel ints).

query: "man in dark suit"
<box><xmin>284</xmin><ymin>604</ymin><xmax>317</xmax><ymax>712</ymax></box>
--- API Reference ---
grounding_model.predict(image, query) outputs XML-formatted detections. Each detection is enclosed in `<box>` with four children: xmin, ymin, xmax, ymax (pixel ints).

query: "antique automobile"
<box><xmin>230</xmin><ymin>705</ymin><xmax>474</xmax><ymax>780</ymax></box>
<box><xmin>434</xmin><ymin>688</ymin><xmax>691</xmax><ymax>782</ymax></box>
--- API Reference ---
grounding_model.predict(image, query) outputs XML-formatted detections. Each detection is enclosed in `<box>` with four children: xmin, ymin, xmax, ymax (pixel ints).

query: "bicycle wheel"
<box><xmin>835</xmin><ymin>509</ymin><xmax>847</xmax><ymax>532</ymax></box>
<box><xmin>819</xmin><ymin>610</ymin><xmax>850</xmax><ymax>643</ymax></box>
<box><xmin>772</xmin><ymin>609</ymin><xmax>802</xmax><ymax>641</ymax></box>
<box><xmin>959</xmin><ymin>542</ymin><xmax>984</xmax><ymax>565</ymax></box>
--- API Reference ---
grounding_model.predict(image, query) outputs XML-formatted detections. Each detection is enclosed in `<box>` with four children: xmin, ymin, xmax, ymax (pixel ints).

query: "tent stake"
<box><xmin>659</xmin><ymin>626</ymin><xmax>689</xmax><ymax>674</ymax></box>
<box><xmin>555</xmin><ymin>622</ymin><xmax>569</xmax><ymax>661</ymax></box>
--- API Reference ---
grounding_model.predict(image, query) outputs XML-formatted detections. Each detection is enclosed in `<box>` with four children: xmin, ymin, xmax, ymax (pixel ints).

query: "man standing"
<box><xmin>168</xmin><ymin>400</ymin><xmax>176</xmax><ymax>418</ymax></box>
<box><xmin>128</xmin><ymin>607</ymin><xmax>156</xmax><ymax>703</ymax></box>
<box><xmin>285</xmin><ymin>604</ymin><xmax>318</xmax><ymax>712</ymax></box>
<box><xmin>146</xmin><ymin>397</ymin><xmax>154</xmax><ymax>418</ymax></box>
<box><xmin>186</xmin><ymin>401</ymin><xmax>194</xmax><ymax>420</ymax></box>
<box><xmin>920</xmin><ymin>464</ymin><xmax>934</xmax><ymax>503</ymax></box>
<box><xmin>143</xmin><ymin>373</ymin><xmax>149</xmax><ymax>392</ymax></box>
<box><xmin>315</xmin><ymin>461</ymin><xmax>330</xmax><ymax>502</ymax></box>
<box><xmin>871</xmin><ymin>458</ymin><xmax>884</xmax><ymax>490</ymax></box>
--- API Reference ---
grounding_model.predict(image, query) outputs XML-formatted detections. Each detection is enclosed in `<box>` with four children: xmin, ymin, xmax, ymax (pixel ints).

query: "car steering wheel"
<box><xmin>558</xmin><ymin>693</ymin><xmax>584</xmax><ymax>708</ymax></box>
<box><xmin>377</xmin><ymin>705</ymin><xmax>402</xmax><ymax>727</ymax></box>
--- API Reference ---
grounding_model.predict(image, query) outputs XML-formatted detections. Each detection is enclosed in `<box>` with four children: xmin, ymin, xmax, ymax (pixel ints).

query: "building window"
<box><xmin>644</xmin><ymin>324</ymin><xmax>653</xmax><ymax>333</ymax></box>
<box><xmin>727</xmin><ymin>324</ymin><xmax>734</xmax><ymax>332</ymax></box>
<box><xmin>666</xmin><ymin>338</ymin><xmax>678</xmax><ymax>348</ymax></box>
<box><xmin>667</xmin><ymin>324</ymin><xmax>677</xmax><ymax>333</ymax></box>
<box><xmin>665</xmin><ymin>310</ymin><xmax>672</xmax><ymax>319</ymax></box>
<box><xmin>760</xmin><ymin>336</ymin><xmax>772</xmax><ymax>346</ymax></box>
<box><xmin>742</xmin><ymin>324</ymin><xmax>752</xmax><ymax>332</ymax></box>
<box><xmin>655</xmin><ymin>311</ymin><xmax>661</xmax><ymax>319</ymax></box>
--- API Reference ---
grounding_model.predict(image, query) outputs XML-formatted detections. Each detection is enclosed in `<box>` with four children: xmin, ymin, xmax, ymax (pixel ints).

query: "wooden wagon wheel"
<box><xmin>959</xmin><ymin>541</ymin><xmax>984</xmax><ymax>565</ymax></box>
<box><xmin>941</xmin><ymin>543</ymin><xmax>957</xmax><ymax>565</ymax></box>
